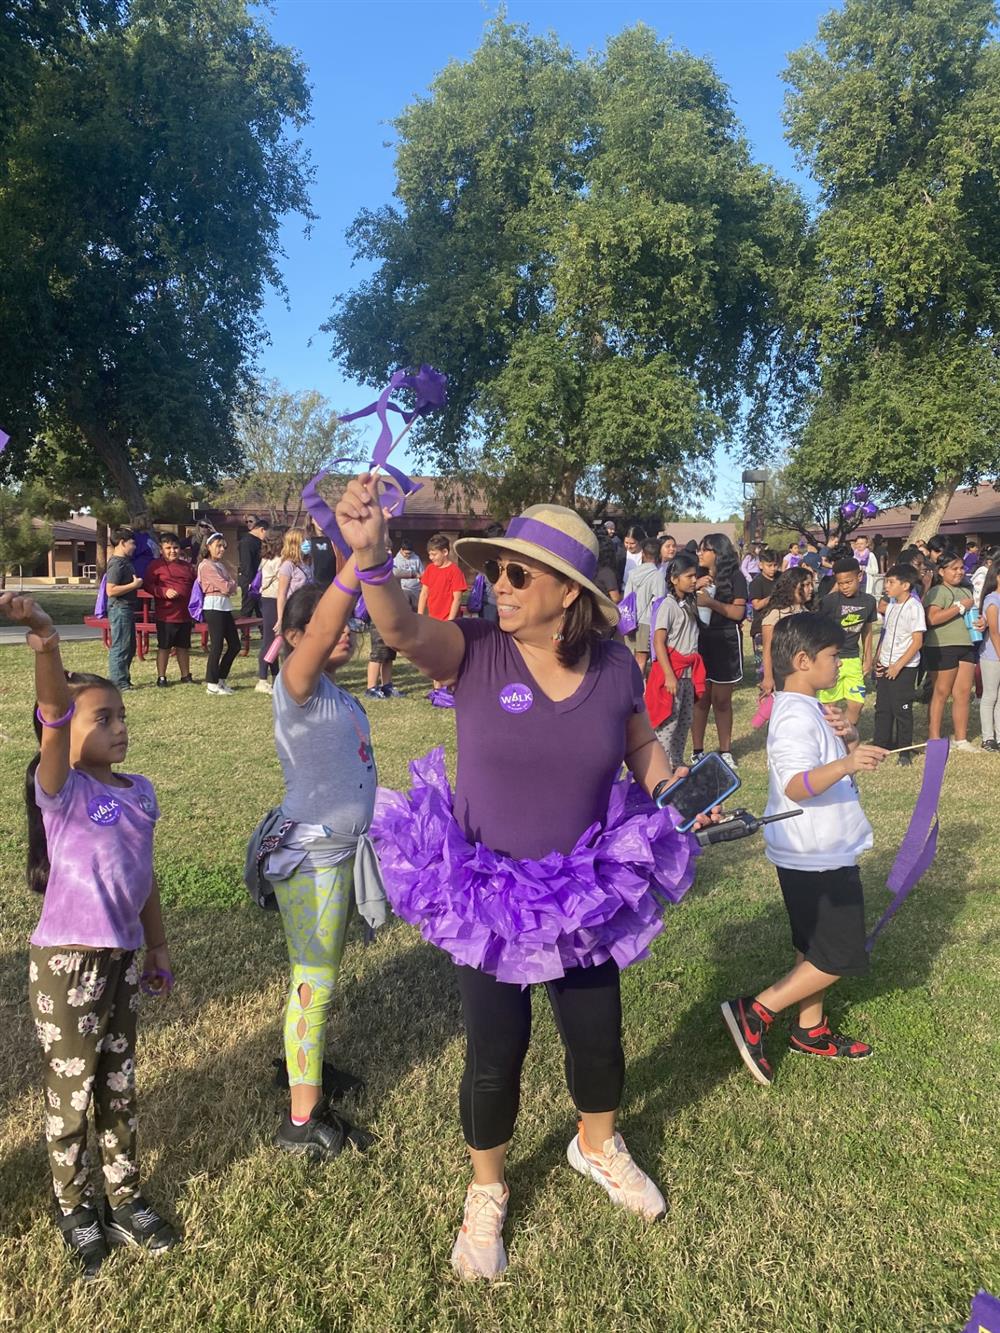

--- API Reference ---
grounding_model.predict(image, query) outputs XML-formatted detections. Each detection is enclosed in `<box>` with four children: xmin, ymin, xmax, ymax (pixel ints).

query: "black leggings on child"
<box><xmin>258</xmin><ymin>598</ymin><xmax>279</xmax><ymax>680</ymax></box>
<box><xmin>204</xmin><ymin>609</ymin><xmax>240</xmax><ymax>684</ymax></box>
<box><xmin>454</xmin><ymin>958</ymin><xmax>624</xmax><ymax>1150</ymax></box>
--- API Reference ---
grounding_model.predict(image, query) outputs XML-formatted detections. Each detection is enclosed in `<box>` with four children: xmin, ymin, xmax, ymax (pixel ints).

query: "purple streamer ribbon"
<box><xmin>866</xmin><ymin>737</ymin><xmax>949</xmax><ymax>950</ymax></box>
<box><xmin>0</xmin><ymin>427</ymin><xmax>9</xmax><ymax>453</ymax></box>
<box><xmin>302</xmin><ymin>365</ymin><xmax>447</xmax><ymax>555</ymax></box>
<box><xmin>963</xmin><ymin>1291</ymin><xmax>1000</xmax><ymax>1333</ymax></box>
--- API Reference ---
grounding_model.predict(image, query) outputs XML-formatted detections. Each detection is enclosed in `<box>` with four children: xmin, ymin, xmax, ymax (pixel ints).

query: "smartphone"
<box><xmin>655</xmin><ymin>753</ymin><xmax>741</xmax><ymax>832</ymax></box>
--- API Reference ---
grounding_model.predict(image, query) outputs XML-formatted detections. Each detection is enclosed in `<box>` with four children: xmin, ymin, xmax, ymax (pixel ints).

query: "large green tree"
<box><xmin>0</xmin><ymin>0</ymin><xmax>313</xmax><ymax>524</ymax></box>
<box><xmin>326</xmin><ymin>19</ymin><xmax>807</xmax><ymax>515</ymax></box>
<box><xmin>784</xmin><ymin>0</ymin><xmax>1000</xmax><ymax>541</ymax></box>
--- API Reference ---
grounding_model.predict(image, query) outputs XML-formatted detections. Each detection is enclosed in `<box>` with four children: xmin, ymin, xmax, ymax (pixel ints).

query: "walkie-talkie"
<box><xmin>694</xmin><ymin>807</ymin><xmax>802</xmax><ymax>848</ymax></box>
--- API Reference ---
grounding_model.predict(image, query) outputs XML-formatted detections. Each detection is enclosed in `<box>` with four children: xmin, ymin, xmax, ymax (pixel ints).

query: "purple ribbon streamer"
<box><xmin>963</xmin><ymin>1291</ymin><xmax>1000</xmax><ymax>1333</ymax></box>
<box><xmin>866</xmin><ymin>737</ymin><xmax>949</xmax><ymax>950</ymax></box>
<box><xmin>302</xmin><ymin>366</ymin><xmax>446</xmax><ymax>555</ymax></box>
<box><xmin>0</xmin><ymin>427</ymin><xmax>9</xmax><ymax>453</ymax></box>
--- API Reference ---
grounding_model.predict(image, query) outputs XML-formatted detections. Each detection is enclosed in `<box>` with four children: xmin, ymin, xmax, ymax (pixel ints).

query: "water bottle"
<box><xmin>698</xmin><ymin>583</ymin><xmax>715</xmax><ymax>626</ymax></box>
<box><xmin>965</xmin><ymin>605</ymin><xmax>984</xmax><ymax>644</ymax></box>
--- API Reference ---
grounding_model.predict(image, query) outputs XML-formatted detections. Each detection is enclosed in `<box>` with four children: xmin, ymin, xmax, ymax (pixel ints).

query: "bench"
<box><xmin>84</xmin><ymin>593</ymin><xmax>262</xmax><ymax>661</ymax></box>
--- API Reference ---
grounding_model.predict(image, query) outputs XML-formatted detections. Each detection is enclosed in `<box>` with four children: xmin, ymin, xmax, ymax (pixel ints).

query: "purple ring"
<box><xmin>504</xmin><ymin>517</ymin><xmax>598</xmax><ymax>581</ymax></box>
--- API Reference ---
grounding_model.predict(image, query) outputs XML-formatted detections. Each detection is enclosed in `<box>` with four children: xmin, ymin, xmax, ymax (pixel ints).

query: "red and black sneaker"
<box><xmin>789</xmin><ymin>1019</ymin><xmax>872</xmax><ymax>1060</ymax></box>
<box><xmin>720</xmin><ymin>995</ymin><xmax>775</xmax><ymax>1087</ymax></box>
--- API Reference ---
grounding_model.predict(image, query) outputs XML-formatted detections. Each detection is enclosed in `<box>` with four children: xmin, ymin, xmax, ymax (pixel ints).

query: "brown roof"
<box><xmin>852</xmin><ymin>484</ymin><xmax>1000</xmax><ymax>540</ymax></box>
<box><xmin>658</xmin><ymin>521</ymin><xmax>739</xmax><ymax>548</ymax></box>
<box><xmin>33</xmin><ymin>516</ymin><xmax>98</xmax><ymax>542</ymax></box>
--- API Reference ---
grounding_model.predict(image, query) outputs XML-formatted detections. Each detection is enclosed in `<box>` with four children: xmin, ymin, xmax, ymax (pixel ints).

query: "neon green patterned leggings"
<box><xmin>273</xmin><ymin>859</ymin><xmax>354</xmax><ymax>1088</ymax></box>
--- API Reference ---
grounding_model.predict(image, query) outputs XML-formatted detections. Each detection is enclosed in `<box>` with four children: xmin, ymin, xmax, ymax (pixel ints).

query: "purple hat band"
<box><xmin>504</xmin><ymin>516</ymin><xmax>598</xmax><ymax>581</ymax></box>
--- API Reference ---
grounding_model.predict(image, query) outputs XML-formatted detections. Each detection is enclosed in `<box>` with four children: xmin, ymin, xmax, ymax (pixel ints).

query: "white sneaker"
<box><xmin>952</xmin><ymin>738</ymin><xmax>976</xmax><ymax>752</ymax></box>
<box><xmin>254</xmin><ymin>680</ymin><xmax>273</xmax><ymax>695</ymax></box>
<box><xmin>567</xmin><ymin>1129</ymin><xmax>666</xmax><ymax>1221</ymax></box>
<box><xmin>206</xmin><ymin>683</ymin><xmax>223</xmax><ymax>695</ymax></box>
<box><xmin>450</xmin><ymin>1182</ymin><xmax>508</xmax><ymax>1280</ymax></box>
<box><xmin>720</xmin><ymin>751</ymin><xmax>739</xmax><ymax>770</ymax></box>
<box><xmin>216</xmin><ymin>681</ymin><xmax>235</xmax><ymax>696</ymax></box>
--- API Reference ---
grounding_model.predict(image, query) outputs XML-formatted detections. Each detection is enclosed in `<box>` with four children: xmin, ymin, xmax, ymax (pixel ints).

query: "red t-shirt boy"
<box><xmin>419</xmin><ymin>534</ymin><xmax>467</xmax><ymax>622</ymax></box>
<box><xmin>142</xmin><ymin>532</ymin><xmax>197</xmax><ymax>686</ymax></box>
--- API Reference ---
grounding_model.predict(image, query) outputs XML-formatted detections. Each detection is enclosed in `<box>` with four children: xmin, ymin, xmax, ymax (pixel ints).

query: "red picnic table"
<box><xmin>84</xmin><ymin>591</ymin><xmax>262</xmax><ymax>661</ymax></box>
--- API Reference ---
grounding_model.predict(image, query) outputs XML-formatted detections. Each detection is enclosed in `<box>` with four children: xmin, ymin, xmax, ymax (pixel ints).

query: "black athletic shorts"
<box><xmin>775</xmin><ymin>864</ymin><xmax>870</xmax><ymax>977</ymax></box>
<box><xmin>368</xmin><ymin>622</ymin><xmax>397</xmax><ymax>664</ymax></box>
<box><xmin>922</xmin><ymin>643</ymin><xmax>977</xmax><ymax>672</ymax></box>
<box><xmin>698</xmin><ymin>626</ymin><xmax>744</xmax><ymax>685</ymax></box>
<box><xmin>156</xmin><ymin>620</ymin><xmax>192</xmax><ymax>651</ymax></box>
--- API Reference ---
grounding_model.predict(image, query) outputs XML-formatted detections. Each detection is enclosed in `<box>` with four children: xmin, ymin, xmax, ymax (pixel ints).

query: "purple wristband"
<box><xmin>36</xmin><ymin>702</ymin><xmax>75</xmax><ymax>729</ymax></box>
<box><xmin>356</xmin><ymin>555</ymin><xmax>395</xmax><ymax>587</ymax></box>
<box><xmin>333</xmin><ymin>575</ymin><xmax>358</xmax><ymax>598</ymax></box>
<box><xmin>802</xmin><ymin>770</ymin><xmax>816</xmax><ymax>797</ymax></box>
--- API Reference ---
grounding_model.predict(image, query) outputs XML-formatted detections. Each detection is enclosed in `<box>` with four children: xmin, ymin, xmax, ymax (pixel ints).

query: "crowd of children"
<box><xmin>5</xmin><ymin>498</ymin><xmax>988</xmax><ymax>1285</ymax></box>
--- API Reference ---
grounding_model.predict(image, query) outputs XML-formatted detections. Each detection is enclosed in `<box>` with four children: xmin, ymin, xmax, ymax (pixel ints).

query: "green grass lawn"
<box><xmin>0</xmin><ymin>636</ymin><xmax>997</xmax><ymax>1331</ymax></box>
<box><xmin>6</xmin><ymin>587</ymin><xmax>100</xmax><ymax>625</ymax></box>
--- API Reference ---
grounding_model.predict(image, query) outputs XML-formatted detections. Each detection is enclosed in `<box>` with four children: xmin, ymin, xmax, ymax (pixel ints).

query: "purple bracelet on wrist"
<box><xmin>36</xmin><ymin>702</ymin><xmax>75</xmax><ymax>730</ymax></box>
<box><xmin>332</xmin><ymin>575</ymin><xmax>358</xmax><ymax>598</ymax></box>
<box><xmin>802</xmin><ymin>770</ymin><xmax>816</xmax><ymax>798</ymax></box>
<box><xmin>356</xmin><ymin>555</ymin><xmax>395</xmax><ymax>587</ymax></box>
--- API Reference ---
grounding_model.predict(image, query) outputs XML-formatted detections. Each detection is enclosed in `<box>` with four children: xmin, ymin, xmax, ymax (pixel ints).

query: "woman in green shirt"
<box><xmin>922</xmin><ymin>552</ymin><xmax>980</xmax><ymax>749</ymax></box>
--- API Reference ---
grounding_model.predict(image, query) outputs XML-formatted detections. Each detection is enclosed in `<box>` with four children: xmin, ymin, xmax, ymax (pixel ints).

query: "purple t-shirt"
<box><xmin>451</xmin><ymin>619</ymin><xmax>645</xmax><ymax>860</ymax></box>
<box><xmin>31</xmin><ymin>768</ymin><xmax>159</xmax><ymax>950</ymax></box>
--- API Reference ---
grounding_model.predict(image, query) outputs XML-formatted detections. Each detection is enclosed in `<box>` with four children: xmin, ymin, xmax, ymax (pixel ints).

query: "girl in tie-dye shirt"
<box><xmin>0</xmin><ymin>590</ymin><xmax>180</xmax><ymax>1280</ymax></box>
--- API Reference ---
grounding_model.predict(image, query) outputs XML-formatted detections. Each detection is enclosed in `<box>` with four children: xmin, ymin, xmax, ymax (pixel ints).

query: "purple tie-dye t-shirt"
<box><xmin>31</xmin><ymin>768</ymin><xmax>159</xmax><ymax>950</ymax></box>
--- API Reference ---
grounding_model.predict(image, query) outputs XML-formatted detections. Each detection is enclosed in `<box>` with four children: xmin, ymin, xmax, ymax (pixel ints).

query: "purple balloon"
<box><xmin>862</xmin><ymin>501</ymin><xmax>879</xmax><ymax>519</ymax></box>
<box><xmin>852</xmin><ymin>484</ymin><xmax>869</xmax><ymax>502</ymax></box>
<box><xmin>841</xmin><ymin>501</ymin><xmax>858</xmax><ymax>518</ymax></box>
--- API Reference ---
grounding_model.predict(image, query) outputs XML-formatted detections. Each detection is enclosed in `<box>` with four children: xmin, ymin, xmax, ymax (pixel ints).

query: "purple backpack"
<box><xmin>188</xmin><ymin>582</ymin><xmax>204</xmax><ymax>621</ymax></box>
<box><xmin>617</xmin><ymin>590</ymin><xmax>638</xmax><ymax>636</ymax></box>
<box><xmin>93</xmin><ymin>576</ymin><xmax>108</xmax><ymax>618</ymax></box>
<box><xmin>467</xmin><ymin>573</ymin><xmax>486</xmax><ymax>614</ymax></box>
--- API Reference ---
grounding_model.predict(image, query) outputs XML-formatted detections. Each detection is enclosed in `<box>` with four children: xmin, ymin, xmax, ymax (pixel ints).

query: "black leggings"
<box><xmin>455</xmin><ymin>959</ymin><xmax>624</xmax><ymax>1150</ymax></box>
<box><xmin>258</xmin><ymin>598</ymin><xmax>279</xmax><ymax>680</ymax></box>
<box><xmin>203</xmin><ymin>609</ymin><xmax>240</xmax><ymax>684</ymax></box>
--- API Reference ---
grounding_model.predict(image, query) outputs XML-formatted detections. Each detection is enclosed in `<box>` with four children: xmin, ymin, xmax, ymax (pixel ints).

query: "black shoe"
<box><xmin>274</xmin><ymin>1098</ymin><xmax>375</xmax><ymax>1160</ymax></box>
<box><xmin>690</xmin><ymin>750</ymin><xmax>704</xmax><ymax>765</ymax></box>
<box><xmin>156</xmin><ymin>676</ymin><xmax>169</xmax><ymax>688</ymax></box>
<box><xmin>982</xmin><ymin>739</ymin><xmax>999</xmax><ymax>752</ymax></box>
<box><xmin>103</xmin><ymin>1195</ymin><xmax>181</xmax><ymax>1252</ymax></box>
<box><xmin>897</xmin><ymin>751</ymin><xmax>913</xmax><ymax>766</ymax></box>
<box><xmin>720</xmin><ymin>995</ymin><xmax>775</xmax><ymax>1086</ymax></box>
<box><xmin>56</xmin><ymin>1204</ymin><xmax>110</xmax><ymax>1280</ymax></box>
<box><xmin>272</xmin><ymin>1057</ymin><xmax>365</xmax><ymax>1101</ymax></box>
<box><xmin>179</xmin><ymin>674</ymin><xmax>196</xmax><ymax>684</ymax></box>
<box><xmin>788</xmin><ymin>1019</ymin><xmax>872</xmax><ymax>1060</ymax></box>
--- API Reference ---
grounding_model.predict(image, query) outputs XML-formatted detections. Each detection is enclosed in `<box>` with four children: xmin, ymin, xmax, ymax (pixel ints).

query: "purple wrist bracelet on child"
<box><xmin>802</xmin><ymin>770</ymin><xmax>817</xmax><ymax>797</ymax></box>
<box><xmin>356</xmin><ymin>555</ymin><xmax>395</xmax><ymax>587</ymax></box>
<box><xmin>35</xmin><ymin>702</ymin><xmax>75</xmax><ymax>729</ymax></box>
<box><xmin>333</xmin><ymin>575</ymin><xmax>358</xmax><ymax>598</ymax></box>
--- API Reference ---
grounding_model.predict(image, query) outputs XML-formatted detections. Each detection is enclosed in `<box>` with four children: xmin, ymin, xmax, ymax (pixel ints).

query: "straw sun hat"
<box><xmin>454</xmin><ymin>504</ymin><xmax>620</xmax><ymax>629</ymax></box>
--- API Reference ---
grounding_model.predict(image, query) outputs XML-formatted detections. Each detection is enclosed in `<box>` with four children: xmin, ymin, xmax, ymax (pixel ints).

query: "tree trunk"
<box><xmin>87</xmin><ymin>425</ymin><xmax>150</xmax><ymax>529</ymax></box>
<box><xmin>909</xmin><ymin>476</ymin><xmax>959</xmax><ymax>545</ymax></box>
<box><xmin>555</xmin><ymin>467</ymin><xmax>579</xmax><ymax>508</ymax></box>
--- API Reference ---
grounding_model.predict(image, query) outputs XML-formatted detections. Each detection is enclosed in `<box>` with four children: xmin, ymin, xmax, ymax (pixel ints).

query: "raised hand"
<box><xmin>335</xmin><ymin>473</ymin><xmax>390</xmax><ymax>559</ymax></box>
<box><xmin>0</xmin><ymin>592</ymin><xmax>56</xmax><ymax>650</ymax></box>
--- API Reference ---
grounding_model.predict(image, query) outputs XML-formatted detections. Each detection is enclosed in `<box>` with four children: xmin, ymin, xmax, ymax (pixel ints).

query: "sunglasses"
<box><xmin>483</xmin><ymin>558</ymin><xmax>548</xmax><ymax>590</ymax></box>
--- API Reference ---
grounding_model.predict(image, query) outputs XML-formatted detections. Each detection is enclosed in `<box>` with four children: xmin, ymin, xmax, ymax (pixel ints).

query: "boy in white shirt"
<box><xmin>873</xmin><ymin>564</ymin><xmax>926</xmax><ymax>765</ymax></box>
<box><xmin>721</xmin><ymin>613</ymin><xmax>888</xmax><ymax>1086</ymax></box>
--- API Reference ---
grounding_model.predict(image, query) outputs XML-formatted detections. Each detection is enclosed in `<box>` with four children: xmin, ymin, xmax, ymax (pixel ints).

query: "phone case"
<box><xmin>655</xmin><ymin>755</ymin><xmax>741</xmax><ymax>832</ymax></box>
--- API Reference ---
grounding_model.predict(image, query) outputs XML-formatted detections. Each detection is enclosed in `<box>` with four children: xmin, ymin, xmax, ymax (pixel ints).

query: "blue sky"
<box><xmin>258</xmin><ymin>0</ymin><xmax>832</xmax><ymax>517</ymax></box>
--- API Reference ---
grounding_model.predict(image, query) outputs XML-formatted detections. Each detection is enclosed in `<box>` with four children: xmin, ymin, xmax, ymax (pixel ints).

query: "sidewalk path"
<box><xmin>0</xmin><ymin>625</ymin><xmax>102</xmax><ymax>645</ymax></box>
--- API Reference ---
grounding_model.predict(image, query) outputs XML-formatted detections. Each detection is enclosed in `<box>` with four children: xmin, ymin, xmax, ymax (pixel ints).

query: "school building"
<box><xmin>848</xmin><ymin>482</ymin><xmax>1000</xmax><ymax>559</ymax></box>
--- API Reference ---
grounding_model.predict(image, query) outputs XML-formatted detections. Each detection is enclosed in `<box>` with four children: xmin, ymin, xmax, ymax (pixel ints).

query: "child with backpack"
<box><xmin>0</xmin><ymin>590</ymin><xmax>179</xmax><ymax>1280</ymax></box>
<box><xmin>646</xmin><ymin>552</ymin><xmax>704</xmax><ymax>766</ymax></box>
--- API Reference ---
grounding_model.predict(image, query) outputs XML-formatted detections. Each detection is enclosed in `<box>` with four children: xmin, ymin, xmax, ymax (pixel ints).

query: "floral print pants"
<box><xmin>29</xmin><ymin>946</ymin><xmax>140</xmax><ymax>1214</ymax></box>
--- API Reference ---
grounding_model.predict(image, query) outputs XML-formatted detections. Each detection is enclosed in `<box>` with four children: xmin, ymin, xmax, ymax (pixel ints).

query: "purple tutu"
<box><xmin>371</xmin><ymin>747</ymin><xmax>699</xmax><ymax>986</ymax></box>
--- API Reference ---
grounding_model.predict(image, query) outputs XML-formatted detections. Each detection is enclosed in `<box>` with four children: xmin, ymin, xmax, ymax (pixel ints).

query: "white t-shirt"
<box><xmin>763</xmin><ymin>692</ymin><xmax>874</xmax><ymax>871</ymax></box>
<box><xmin>878</xmin><ymin>595</ymin><xmax>926</xmax><ymax>668</ymax></box>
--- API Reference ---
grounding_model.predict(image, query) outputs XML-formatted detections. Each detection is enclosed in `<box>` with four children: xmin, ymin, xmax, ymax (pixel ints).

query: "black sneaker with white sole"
<box><xmin>788</xmin><ymin>1019</ymin><xmax>873</xmax><ymax>1060</ymax></box>
<box><xmin>274</xmin><ymin>1097</ymin><xmax>375</xmax><ymax>1161</ymax></box>
<box><xmin>57</xmin><ymin>1203</ymin><xmax>110</xmax><ymax>1281</ymax></box>
<box><xmin>720</xmin><ymin>995</ymin><xmax>776</xmax><ymax>1087</ymax></box>
<box><xmin>103</xmin><ymin>1195</ymin><xmax>181</xmax><ymax>1252</ymax></box>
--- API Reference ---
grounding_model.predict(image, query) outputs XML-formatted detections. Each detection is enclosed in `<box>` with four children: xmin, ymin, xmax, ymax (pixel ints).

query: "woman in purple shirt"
<box><xmin>336</xmin><ymin>477</ymin><xmax>701</xmax><ymax>1282</ymax></box>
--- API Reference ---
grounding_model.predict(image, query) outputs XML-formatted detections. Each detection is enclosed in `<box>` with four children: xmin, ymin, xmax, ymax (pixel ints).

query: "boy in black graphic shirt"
<box><xmin>819</xmin><ymin>559</ymin><xmax>878</xmax><ymax>725</ymax></box>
